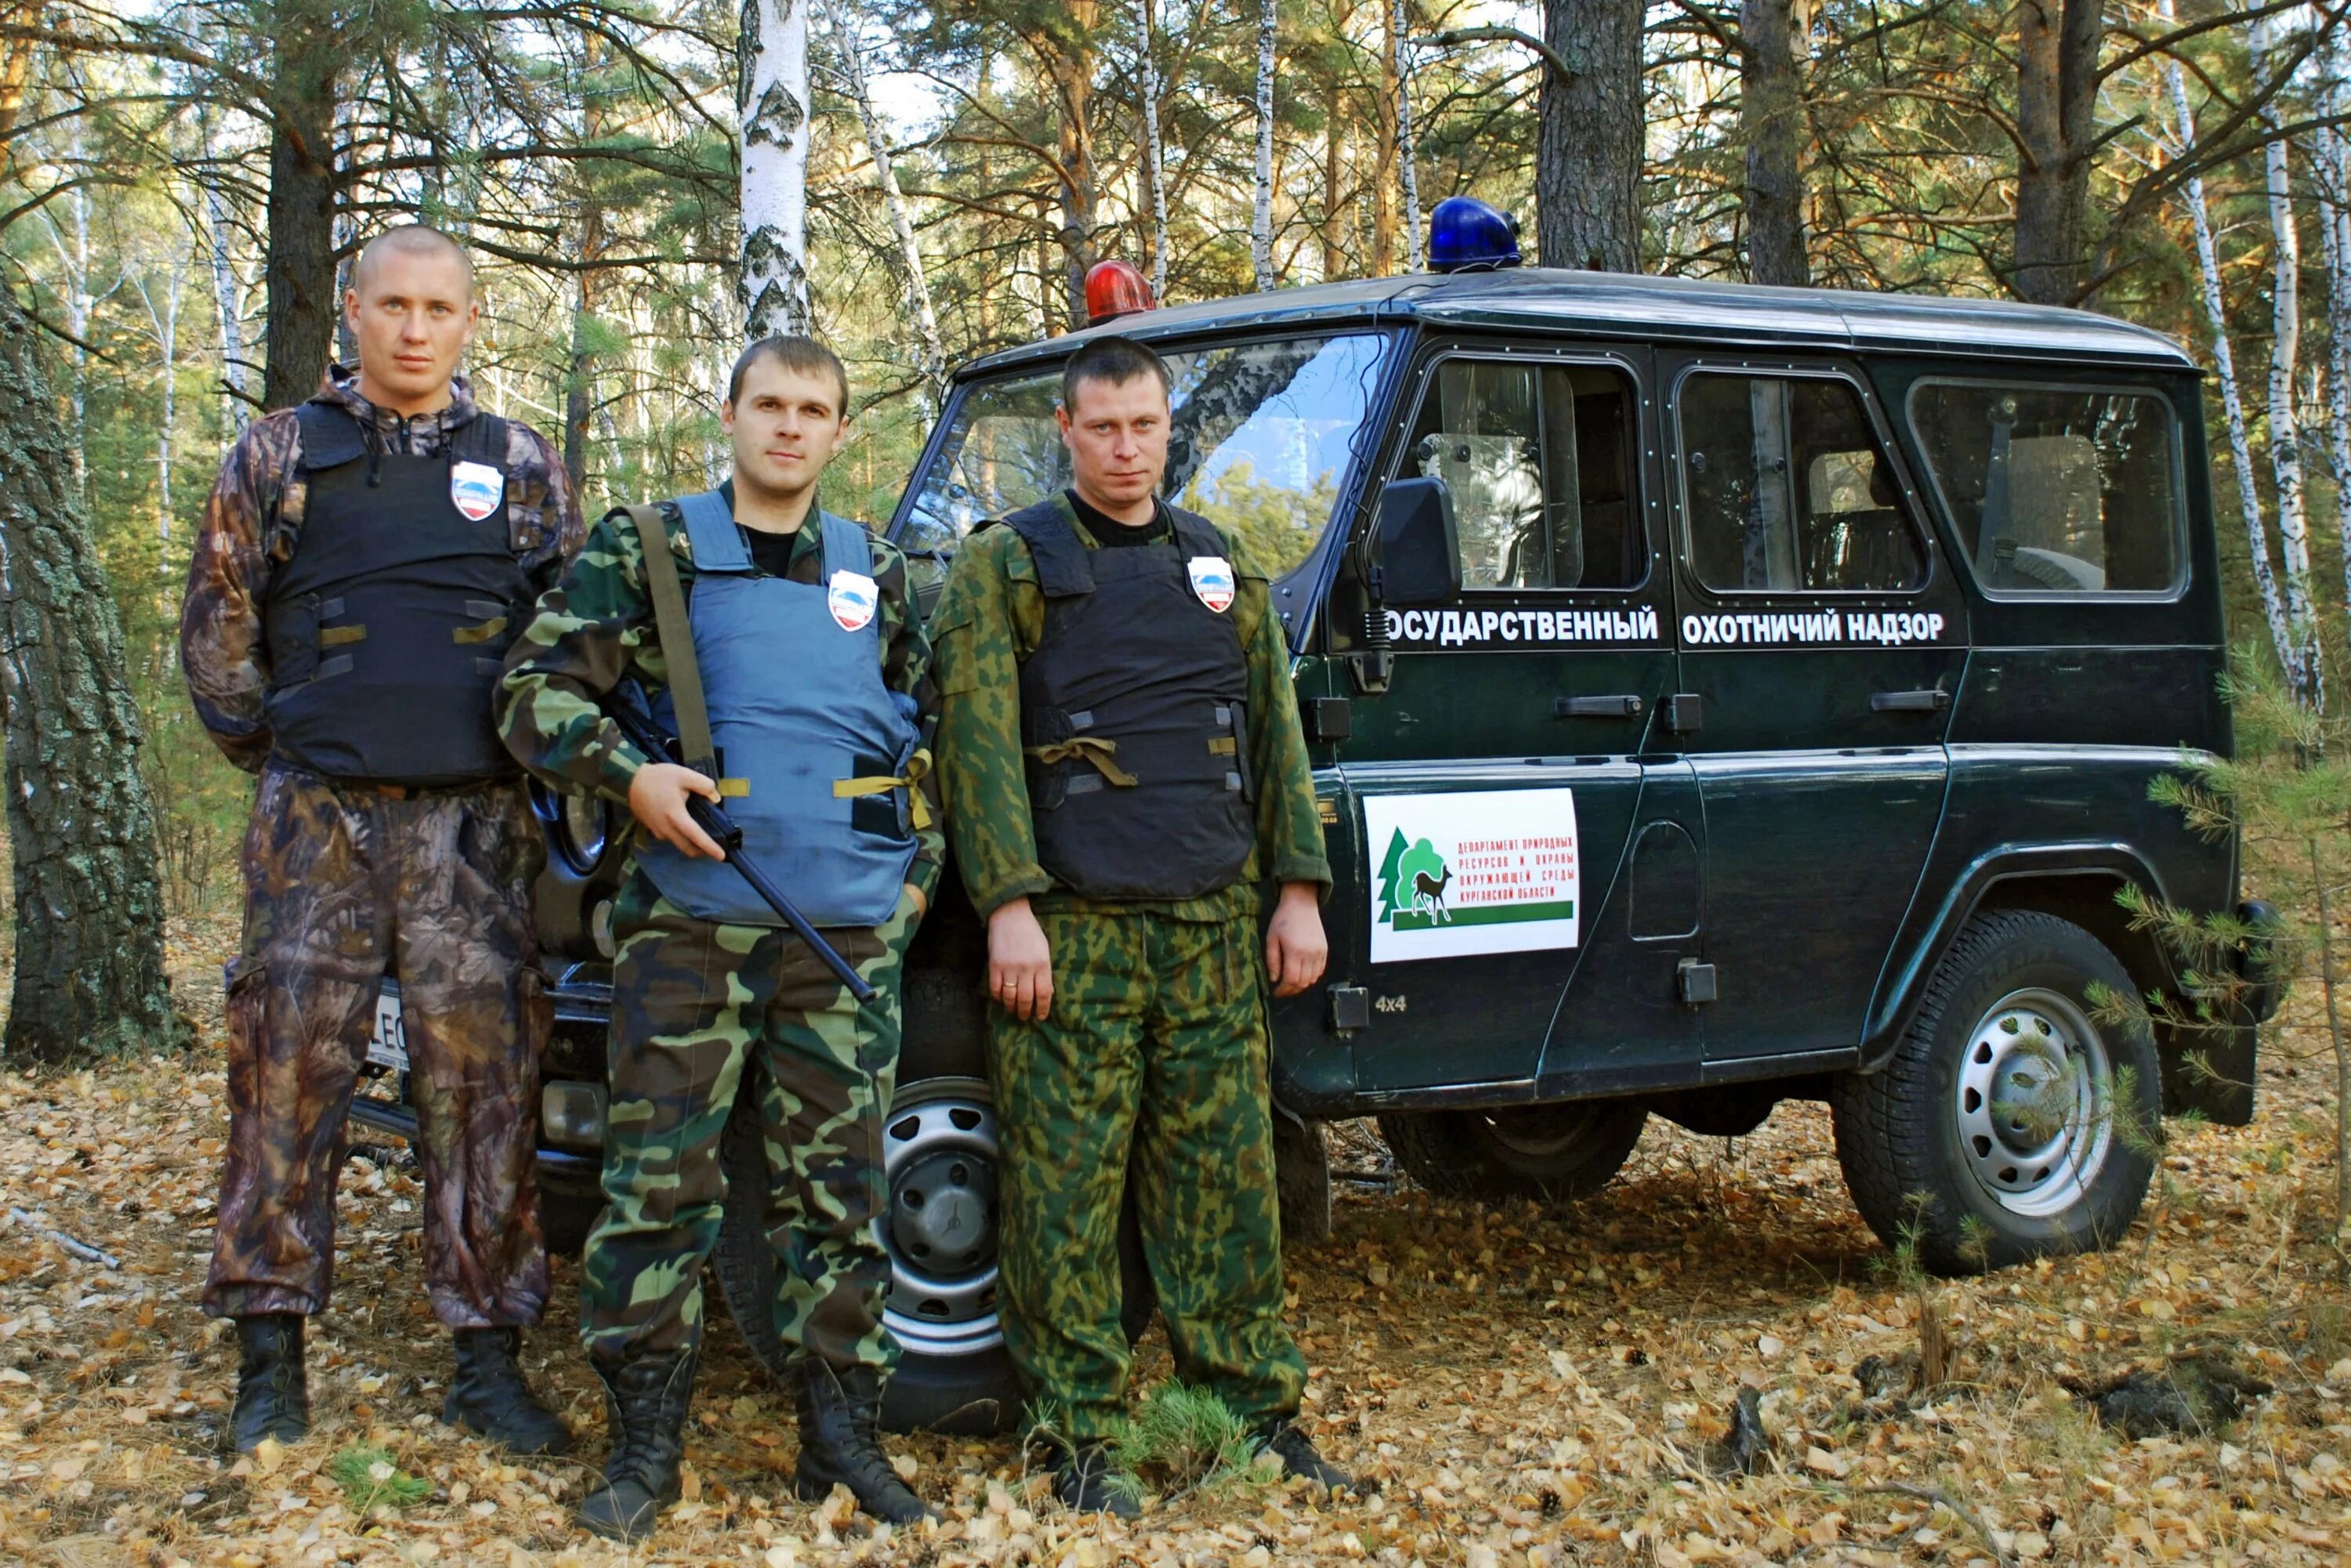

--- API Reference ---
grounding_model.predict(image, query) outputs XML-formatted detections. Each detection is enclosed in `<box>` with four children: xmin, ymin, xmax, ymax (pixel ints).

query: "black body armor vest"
<box><xmin>260</xmin><ymin>401</ymin><xmax>531</xmax><ymax>787</ymax></box>
<box><xmin>1005</xmin><ymin>498</ymin><xmax>1255</xmax><ymax>900</ymax></box>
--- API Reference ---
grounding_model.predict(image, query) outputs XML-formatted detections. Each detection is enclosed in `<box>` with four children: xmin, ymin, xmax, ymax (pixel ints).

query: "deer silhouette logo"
<box><xmin>1410</xmin><ymin>864</ymin><xmax>1454</xmax><ymax>923</ymax></box>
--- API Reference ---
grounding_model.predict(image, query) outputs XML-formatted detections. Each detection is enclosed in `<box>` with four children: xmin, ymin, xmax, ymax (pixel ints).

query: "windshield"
<box><xmin>897</xmin><ymin>331</ymin><xmax>1394</xmax><ymax>591</ymax></box>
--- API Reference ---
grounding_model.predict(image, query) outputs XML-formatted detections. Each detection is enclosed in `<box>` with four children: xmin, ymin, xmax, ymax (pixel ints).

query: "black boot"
<box><xmin>792</xmin><ymin>1360</ymin><xmax>933</xmax><ymax>1525</ymax></box>
<box><xmin>443</xmin><ymin>1327</ymin><xmax>573</xmax><ymax>1456</ymax></box>
<box><xmin>1251</xmin><ymin>1419</ymin><xmax>1355</xmax><ymax>1494</ymax></box>
<box><xmin>575</xmin><ymin>1350</ymin><xmax>697</xmax><ymax>1544</ymax></box>
<box><xmin>1050</xmin><ymin>1440</ymin><xmax>1139</xmax><ymax>1518</ymax></box>
<box><xmin>230</xmin><ymin>1313</ymin><xmax>310</xmax><ymax>1454</ymax></box>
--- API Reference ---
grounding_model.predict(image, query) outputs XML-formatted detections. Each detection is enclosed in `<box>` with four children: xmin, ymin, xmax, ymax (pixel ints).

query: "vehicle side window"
<box><xmin>1404</xmin><ymin>360</ymin><xmax>1645</xmax><ymax>591</ymax></box>
<box><xmin>1678</xmin><ymin>373</ymin><xmax>1929</xmax><ymax>594</ymax></box>
<box><xmin>1908</xmin><ymin>382</ymin><xmax>2183</xmax><ymax>596</ymax></box>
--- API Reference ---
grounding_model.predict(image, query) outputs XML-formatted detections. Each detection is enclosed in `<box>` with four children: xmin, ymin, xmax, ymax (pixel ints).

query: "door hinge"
<box><xmin>1347</xmin><ymin>652</ymin><xmax>1393</xmax><ymax>697</ymax></box>
<box><xmin>1306</xmin><ymin>697</ymin><xmax>1353</xmax><ymax>743</ymax></box>
<box><xmin>1677</xmin><ymin>958</ymin><xmax>1718</xmax><ymax>1006</ymax></box>
<box><xmin>1665</xmin><ymin>693</ymin><xmax>1704</xmax><ymax>734</ymax></box>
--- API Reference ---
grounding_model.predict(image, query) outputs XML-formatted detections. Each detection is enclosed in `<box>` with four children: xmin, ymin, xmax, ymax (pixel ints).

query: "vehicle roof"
<box><xmin>954</xmin><ymin>267</ymin><xmax>2197</xmax><ymax>379</ymax></box>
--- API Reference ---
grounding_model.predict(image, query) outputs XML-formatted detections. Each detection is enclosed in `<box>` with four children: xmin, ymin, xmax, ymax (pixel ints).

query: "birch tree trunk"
<box><xmin>2164</xmin><ymin>49</ymin><xmax>2294</xmax><ymax>679</ymax></box>
<box><xmin>740</xmin><ymin>0</ymin><xmax>811</xmax><ymax>339</ymax></box>
<box><xmin>1252</xmin><ymin>0</ymin><xmax>1277</xmax><ymax>292</ymax></box>
<box><xmin>198</xmin><ymin>163</ymin><xmax>249</xmax><ymax>434</ymax></box>
<box><xmin>1140</xmin><ymin>0</ymin><xmax>1170</xmax><ymax>299</ymax></box>
<box><xmin>138</xmin><ymin>259</ymin><xmax>184</xmax><ymax>541</ymax></box>
<box><xmin>2316</xmin><ymin>42</ymin><xmax>2351</xmax><ymax>626</ymax></box>
<box><xmin>1395</xmin><ymin>0</ymin><xmax>1422</xmax><ymax>272</ymax></box>
<box><xmin>0</xmin><ymin>288</ymin><xmax>188</xmax><ymax>1064</ymax></box>
<box><xmin>2255</xmin><ymin>15</ymin><xmax>2324</xmax><ymax>709</ymax></box>
<box><xmin>836</xmin><ymin>11</ymin><xmax>947</xmax><ymax>397</ymax></box>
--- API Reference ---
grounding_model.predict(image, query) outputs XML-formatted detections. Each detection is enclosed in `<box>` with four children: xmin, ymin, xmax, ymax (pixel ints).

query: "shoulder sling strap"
<box><xmin>625</xmin><ymin>502</ymin><xmax>719</xmax><ymax>779</ymax></box>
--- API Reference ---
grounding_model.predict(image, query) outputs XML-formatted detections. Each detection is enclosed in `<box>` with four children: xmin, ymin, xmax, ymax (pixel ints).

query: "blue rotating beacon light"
<box><xmin>1428</xmin><ymin>196</ymin><xmax>1523</xmax><ymax>273</ymax></box>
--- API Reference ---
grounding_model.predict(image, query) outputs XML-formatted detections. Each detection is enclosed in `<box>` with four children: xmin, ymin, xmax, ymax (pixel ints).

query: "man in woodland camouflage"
<box><xmin>499</xmin><ymin>336</ymin><xmax>936</xmax><ymax>1541</ymax></box>
<box><xmin>182</xmin><ymin>226</ymin><xmax>581</xmax><ymax>1456</ymax></box>
<box><xmin>932</xmin><ymin>335</ymin><xmax>1351</xmax><ymax>1512</ymax></box>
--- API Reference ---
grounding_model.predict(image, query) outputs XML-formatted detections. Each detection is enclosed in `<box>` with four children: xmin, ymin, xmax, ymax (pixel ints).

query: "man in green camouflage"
<box><xmin>932</xmin><ymin>335</ymin><xmax>1350</xmax><ymax>1512</ymax></box>
<box><xmin>499</xmin><ymin>337</ymin><xmax>935</xmax><ymax>1540</ymax></box>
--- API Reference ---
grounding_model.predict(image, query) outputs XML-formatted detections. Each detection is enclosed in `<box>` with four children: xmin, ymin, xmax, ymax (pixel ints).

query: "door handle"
<box><xmin>1870</xmin><ymin>688</ymin><xmax>1952</xmax><ymax>714</ymax></box>
<box><xmin>1553</xmin><ymin>694</ymin><xmax>1646</xmax><ymax>719</ymax></box>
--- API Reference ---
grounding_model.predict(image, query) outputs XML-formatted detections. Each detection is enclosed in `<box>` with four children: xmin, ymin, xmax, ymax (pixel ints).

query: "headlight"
<box><xmin>559</xmin><ymin>793</ymin><xmax>610</xmax><ymax>873</ymax></box>
<box><xmin>542</xmin><ymin>1081</ymin><xmax>607</xmax><ymax>1150</ymax></box>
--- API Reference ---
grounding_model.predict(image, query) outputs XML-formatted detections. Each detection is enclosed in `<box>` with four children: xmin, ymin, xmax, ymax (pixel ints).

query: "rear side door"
<box><xmin>1660</xmin><ymin>356</ymin><xmax>1966</xmax><ymax>1069</ymax></box>
<box><xmin>1337</xmin><ymin>344</ymin><xmax>1701</xmax><ymax>1092</ymax></box>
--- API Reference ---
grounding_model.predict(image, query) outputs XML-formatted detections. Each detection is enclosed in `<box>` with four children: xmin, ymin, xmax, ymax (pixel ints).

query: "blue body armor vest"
<box><xmin>635</xmin><ymin>494</ymin><xmax>918</xmax><ymax>929</ymax></box>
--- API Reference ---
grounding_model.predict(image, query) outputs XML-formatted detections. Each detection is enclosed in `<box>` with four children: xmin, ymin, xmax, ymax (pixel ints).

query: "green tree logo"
<box><xmin>1375</xmin><ymin>827</ymin><xmax>1451</xmax><ymax>927</ymax></box>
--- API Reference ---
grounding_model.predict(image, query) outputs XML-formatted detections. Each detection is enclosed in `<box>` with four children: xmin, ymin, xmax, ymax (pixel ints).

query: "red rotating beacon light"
<box><xmin>1084</xmin><ymin>259</ymin><xmax>1157</xmax><ymax>326</ymax></box>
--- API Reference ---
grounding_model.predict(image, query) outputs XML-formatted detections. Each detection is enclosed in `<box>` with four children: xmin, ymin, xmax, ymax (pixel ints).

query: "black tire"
<box><xmin>1831</xmin><ymin>910</ymin><xmax>2161</xmax><ymax>1275</ymax></box>
<box><xmin>713</xmin><ymin>1071</ymin><xmax>1154</xmax><ymax>1435</ymax></box>
<box><xmin>1377</xmin><ymin>1102</ymin><xmax>1648</xmax><ymax>1203</ymax></box>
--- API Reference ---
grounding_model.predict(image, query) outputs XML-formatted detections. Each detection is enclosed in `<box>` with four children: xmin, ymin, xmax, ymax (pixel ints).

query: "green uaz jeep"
<box><xmin>353</xmin><ymin>220</ymin><xmax>2279</xmax><ymax>1432</ymax></box>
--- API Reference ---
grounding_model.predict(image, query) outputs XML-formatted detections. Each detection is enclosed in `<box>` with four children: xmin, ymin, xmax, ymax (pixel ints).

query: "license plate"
<box><xmin>366</xmin><ymin>989</ymin><xmax>408</xmax><ymax>1073</ymax></box>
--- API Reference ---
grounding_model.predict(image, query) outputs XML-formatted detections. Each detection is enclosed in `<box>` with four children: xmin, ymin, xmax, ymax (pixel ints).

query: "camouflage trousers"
<box><xmin>990</xmin><ymin>907</ymin><xmax>1306</xmax><ymax>1443</ymax></box>
<box><xmin>578</xmin><ymin>867</ymin><xmax>918</xmax><ymax>1369</ymax></box>
<box><xmin>205</xmin><ymin>762</ymin><xmax>551</xmax><ymax>1328</ymax></box>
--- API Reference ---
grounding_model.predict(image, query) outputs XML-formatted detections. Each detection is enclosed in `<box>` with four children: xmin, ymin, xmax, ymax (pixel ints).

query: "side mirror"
<box><xmin>1375</xmin><ymin>476</ymin><xmax>1462</xmax><ymax>607</ymax></box>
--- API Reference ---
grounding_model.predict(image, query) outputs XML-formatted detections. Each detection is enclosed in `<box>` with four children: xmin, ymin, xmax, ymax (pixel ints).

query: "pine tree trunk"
<box><xmin>1741</xmin><ymin>0</ymin><xmax>1809</xmax><ymax>285</ymax></box>
<box><xmin>740</xmin><ymin>0</ymin><xmax>812</xmax><ymax>338</ymax></box>
<box><xmin>1252</xmin><ymin>0</ymin><xmax>1278</xmax><ymax>292</ymax></box>
<box><xmin>1537</xmin><ymin>0</ymin><xmax>1642</xmax><ymax>272</ymax></box>
<box><xmin>1372</xmin><ymin>1</ymin><xmax>1399</xmax><ymax>273</ymax></box>
<box><xmin>1049</xmin><ymin>2</ymin><xmax>1101</xmax><ymax>329</ymax></box>
<box><xmin>1322</xmin><ymin>63</ymin><xmax>1347</xmax><ymax>281</ymax></box>
<box><xmin>262</xmin><ymin>13</ymin><xmax>341</xmax><ymax>411</ymax></box>
<box><xmin>2011</xmin><ymin>0</ymin><xmax>2099</xmax><ymax>306</ymax></box>
<box><xmin>0</xmin><ymin>290</ymin><xmax>187</xmax><ymax>1064</ymax></box>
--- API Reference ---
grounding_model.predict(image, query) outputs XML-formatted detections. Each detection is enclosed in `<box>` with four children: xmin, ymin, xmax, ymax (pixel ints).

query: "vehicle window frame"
<box><xmin>1666</xmin><ymin>358</ymin><xmax>1941</xmax><ymax>600</ymax></box>
<box><xmin>1385</xmin><ymin>345</ymin><xmax>1654</xmax><ymax>596</ymax></box>
<box><xmin>1903</xmin><ymin>374</ymin><xmax>2190</xmax><ymax>605</ymax></box>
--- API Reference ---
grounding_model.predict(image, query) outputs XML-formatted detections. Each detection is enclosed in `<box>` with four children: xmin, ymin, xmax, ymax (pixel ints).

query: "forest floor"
<box><xmin>0</xmin><ymin>911</ymin><xmax>2347</xmax><ymax>1567</ymax></box>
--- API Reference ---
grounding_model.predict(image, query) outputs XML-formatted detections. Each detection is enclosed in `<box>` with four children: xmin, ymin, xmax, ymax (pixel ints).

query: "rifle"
<box><xmin>602</xmin><ymin>693</ymin><xmax>878</xmax><ymax>1005</ymax></box>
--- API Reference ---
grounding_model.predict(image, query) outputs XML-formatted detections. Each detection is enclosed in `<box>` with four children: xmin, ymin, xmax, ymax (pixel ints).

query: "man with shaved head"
<box><xmin>180</xmin><ymin>223</ymin><xmax>584</xmax><ymax>1458</ymax></box>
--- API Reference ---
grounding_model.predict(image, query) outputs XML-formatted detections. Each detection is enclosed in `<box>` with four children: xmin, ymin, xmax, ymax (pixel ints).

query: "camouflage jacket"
<box><xmin>931</xmin><ymin>492</ymin><xmax>1331</xmax><ymax>922</ymax></box>
<box><xmin>496</xmin><ymin>486</ymin><xmax>944</xmax><ymax>896</ymax></box>
<box><xmin>179</xmin><ymin>368</ymin><xmax>585</xmax><ymax>773</ymax></box>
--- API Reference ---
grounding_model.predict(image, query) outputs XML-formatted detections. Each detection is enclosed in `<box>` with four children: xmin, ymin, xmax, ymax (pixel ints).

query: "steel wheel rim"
<box><xmin>879</xmin><ymin>1077</ymin><xmax>1004</xmax><ymax>1358</ymax></box>
<box><xmin>1481</xmin><ymin>1103</ymin><xmax>1613</xmax><ymax>1161</ymax></box>
<box><xmin>1954</xmin><ymin>987</ymin><xmax>2114</xmax><ymax>1218</ymax></box>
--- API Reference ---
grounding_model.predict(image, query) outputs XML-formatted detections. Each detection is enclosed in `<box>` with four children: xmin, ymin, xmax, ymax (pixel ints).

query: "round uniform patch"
<box><xmin>449</xmin><ymin>460</ymin><xmax>505</xmax><ymax>523</ymax></box>
<box><xmin>1188</xmin><ymin>555</ymin><xmax>1237</xmax><ymax>614</ymax></box>
<box><xmin>829</xmin><ymin>570</ymin><xmax>880</xmax><ymax>632</ymax></box>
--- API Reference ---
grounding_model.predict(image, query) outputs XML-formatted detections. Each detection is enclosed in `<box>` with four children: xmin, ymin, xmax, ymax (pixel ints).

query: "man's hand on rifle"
<box><xmin>629</xmin><ymin>762</ymin><xmax>727</xmax><ymax>860</ymax></box>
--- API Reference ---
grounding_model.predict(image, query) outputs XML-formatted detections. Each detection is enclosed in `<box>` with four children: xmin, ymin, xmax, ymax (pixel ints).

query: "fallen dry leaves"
<box><xmin>0</xmin><ymin>909</ymin><xmax>2346</xmax><ymax>1566</ymax></box>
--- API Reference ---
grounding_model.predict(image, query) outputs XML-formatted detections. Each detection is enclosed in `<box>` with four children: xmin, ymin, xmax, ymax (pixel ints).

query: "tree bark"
<box><xmin>1140</xmin><ymin>0</ymin><xmax>1170</xmax><ymax>299</ymax></box>
<box><xmin>1538</xmin><ymin>0</ymin><xmax>1642</xmax><ymax>272</ymax></box>
<box><xmin>0</xmin><ymin>289</ymin><xmax>187</xmax><ymax>1064</ymax></box>
<box><xmin>1741</xmin><ymin>0</ymin><xmax>1809</xmax><ymax>284</ymax></box>
<box><xmin>2010</xmin><ymin>0</ymin><xmax>2100</xmax><ymax>306</ymax></box>
<box><xmin>1252</xmin><ymin>0</ymin><xmax>1277</xmax><ymax>291</ymax></box>
<box><xmin>1372</xmin><ymin>0</ymin><xmax>1400</xmax><ymax>273</ymax></box>
<box><xmin>2164</xmin><ymin>44</ymin><xmax>2294</xmax><ymax>683</ymax></box>
<box><xmin>838</xmin><ymin>9</ymin><xmax>947</xmax><ymax>398</ymax></box>
<box><xmin>262</xmin><ymin>10</ymin><xmax>341</xmax><ymax>411</ymax></box>
<box><xmin>740</xmin><ymin>0</ymin><xmax>812</xmax><ymax>338</ymax></box>
<box><xmin>2255</xmin><ymin>15</ymin><xmax>2324</xmax><ymax>709</ymax></box>
<box><xmin>1322</xmin><ymin>60</ymin><xmax>1347</xmax><ymax>281</ymax></box>
<box><xmin>1394</xmin><ymin>0</ymin><xmax>1422</xmax><ymax>271</ymax></box>
<box><xmin>1047</xmin><ymin>0</ymin><xmax>1100</xmax><ymax>330</ymax></box>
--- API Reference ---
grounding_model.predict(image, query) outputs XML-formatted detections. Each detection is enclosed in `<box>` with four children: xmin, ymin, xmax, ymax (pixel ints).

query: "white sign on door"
<box><xmin>1364</xmin><ymin>788</ymin><xmax>1581</xmax><ymax>964</ymax></box>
